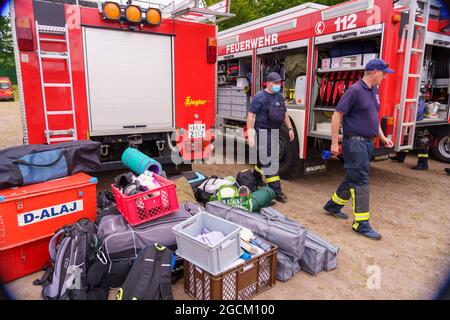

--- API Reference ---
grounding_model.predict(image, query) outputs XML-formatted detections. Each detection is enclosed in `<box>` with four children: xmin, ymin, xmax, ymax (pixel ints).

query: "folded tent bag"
<box><xmin>0</xmin><ymin>141</ymin><xmax>101</xmax><ymax>189</ymax></box>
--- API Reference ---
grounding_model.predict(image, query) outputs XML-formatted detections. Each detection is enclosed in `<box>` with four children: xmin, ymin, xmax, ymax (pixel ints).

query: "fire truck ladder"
<box><xmin>394</xmin><ymin>0</ymin><xmax>431</xmax><ymax>151</ymax></box>
<box><xmin>35</xmin><ymin>22</ymin><xmax>77</xmax><ymax>144</ymax></box>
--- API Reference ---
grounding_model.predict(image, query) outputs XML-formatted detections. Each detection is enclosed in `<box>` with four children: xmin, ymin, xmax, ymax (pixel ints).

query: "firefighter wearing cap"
<box><xmin>247</xmin><ymin>72</ymin><xmax>294</xmax><ymax>203</ymax></box>
<box><xmin>323</xmin><ymin>59</ymin><xmax>394</xmax><ymax>240</ymax></box>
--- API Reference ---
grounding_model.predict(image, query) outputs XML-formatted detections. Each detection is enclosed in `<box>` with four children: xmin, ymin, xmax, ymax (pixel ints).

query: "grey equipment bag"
<box><xmin>300</xmin><ymin>231</ymin><xmax>340</xmax><ymax>275</ymax></box>
<box><xmin>97</xmin><ymin>202</ymin><xmax>201</xmax><ymax>260</ymax></box>
<box><xmin>300</xmin><ymin>239</ymin><xmax>326</xmax><ymax>276</ymax></box>
<box><xmin>277</xmin><ymin>251</ymin><xmax>301</xmax><ymax>282</ymax></box>
<box><xmin>205</xmin><ymin>202</ymin><xmax>307</xmax><ymax>261</ymax></box>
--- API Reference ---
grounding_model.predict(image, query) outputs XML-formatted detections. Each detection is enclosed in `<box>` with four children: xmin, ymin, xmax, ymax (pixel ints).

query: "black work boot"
<box><xmin>390</xmin><ymin>152</ymin><xmax>407</xmax><ymax>163</ymax></box>
<box><xmin>324</xmin><ymin>200</ymin><xmax>349</xmax><ymax>219</ymax></box>
<box><xmin>275</xmin><ymin>192</ymin><xmax>288</xmax><ymax>203</ymax></box>
<box><xmin>411</xmin><ymin>157</ymin><xmax>429</xmax><ymax>170</ymax></box>
<box><xmin>252</xmin><ymin>169</ymin><xmax>267</xmax><ymax>187</ymax></box>
<box><xmin>352</xmin><ymin>221</ymin><xmax>382</xmax><ymax>240</ymax></box>
<box><xmin>257</xmin><ymin>180</ymin><xmax>267</xmax><ymax>187</ymax></box>
<box><xmin>445</xmin><ymin>168</ymin><xmax>450</xmax><ymax>175</ymax></box>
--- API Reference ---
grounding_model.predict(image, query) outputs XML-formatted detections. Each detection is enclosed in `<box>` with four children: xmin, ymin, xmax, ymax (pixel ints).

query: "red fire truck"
<box><xmin>11</xmin><ymin>0</ymin><xmax>232</xmax><ymax>171</ymax></box>
<box><xmin>216</xmin><ymin>0</ymin><xmax>450</xmax><ymax>177</ymax></box>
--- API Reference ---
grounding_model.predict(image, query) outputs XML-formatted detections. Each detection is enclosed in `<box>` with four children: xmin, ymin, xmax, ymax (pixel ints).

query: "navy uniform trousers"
<box><xmin>252</xmin><ymin>128</ymin><xmax>282</xmax><ymax>193</ymax></box>
<box><xmin>327</xmin><ymin>138</ymin><xmax>373</xmax><ymax>229</ymax></box>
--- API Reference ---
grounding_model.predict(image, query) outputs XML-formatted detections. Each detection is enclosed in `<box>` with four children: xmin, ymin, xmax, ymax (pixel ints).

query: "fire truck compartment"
<box><xmin>416</xmin><ymin>44</ymin><xmax>450</xmax><ymax>126</ymax></box>
<box><xmin>255</xmin><ymin>42</ymin><xmax>308</xmax><ymax>107</ymax></box>
<box><xmin>309</xmin><ymin>29</ymin><xmax>383</xmax><ymax>139</ymax></box>
<box><xmin>217</xmin><ymin>53</ymin><xmax>252</xmax><ymax>122</ymax></box>
<box><xmin>83</xmin><ymin>27</ymin><xmax>174</xmax><ymax>136</ymax></box>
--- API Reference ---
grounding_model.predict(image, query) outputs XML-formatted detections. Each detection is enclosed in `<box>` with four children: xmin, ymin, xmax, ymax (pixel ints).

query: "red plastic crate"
<box><xmin>0</xmin><ymin>173</ymin><xmax>97</xmax><ymax>283</ymax></box>
<box><xmin>112</xmin><ymin>174</ymin><xmax>179</xmax><ymax>226</ymax></box>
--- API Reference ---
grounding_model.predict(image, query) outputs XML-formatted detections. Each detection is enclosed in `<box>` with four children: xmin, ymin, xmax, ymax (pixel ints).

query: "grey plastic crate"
<box><xmin>218</xmin><ymin>96</ymin><xmax>233</xmax><ymax>104</ymax></box>
<box><xmin>218</xmin><ymin>109</ymin><xmax>232</xmax><ymax>117</ymax></box>
<box><xmin>231</xmin><ymin>110</ymin><xmax>247</xmax><ymax>119</ymax></box>
<box><xmin>231</xmin><ymin>88</ymin><xmax>246</xmax><ymax>96</ymax></box>
<box><xmin>218</xmin><ymin>87</ymin><xmax>233</xmax><ymax>96</ymax></box>
<box><xmin>232</xmin><ymin>95</ymin><xmax>248</xmax><ymax>104</ymax></box>
<box><xmin>173</xmin><ymin>212</ymin><xmax>243</xmax><ymax>275</ymax></box>
<box><xmin>218</xmin><ymin>102</ymin><xmax>232</xmax><ymax>117</ymax></box>
<box><xmin>231</xmin><ymin>102</ymin><xmax>247</xmax><ymax>112</ymax></box>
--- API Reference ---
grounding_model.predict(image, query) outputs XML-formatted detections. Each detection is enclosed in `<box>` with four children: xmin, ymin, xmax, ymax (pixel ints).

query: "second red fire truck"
<box><xmin>216</xmin><ymin>0</ymin><xmax>450</xmax><ymax>177</ymax></box>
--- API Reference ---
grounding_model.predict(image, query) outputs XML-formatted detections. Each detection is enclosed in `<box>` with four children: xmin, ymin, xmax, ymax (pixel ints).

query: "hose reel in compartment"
<box><xmin>311</xmin><ymin>37</ymin><xmax>380</xmax><ymax>136</ymax></box>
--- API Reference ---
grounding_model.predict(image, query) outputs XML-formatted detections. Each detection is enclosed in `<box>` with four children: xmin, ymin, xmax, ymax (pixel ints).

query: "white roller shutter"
<box><xmin>83</xmin><ymin>27</ymin><xmax>174</xmax><ymax>135</ymax></box>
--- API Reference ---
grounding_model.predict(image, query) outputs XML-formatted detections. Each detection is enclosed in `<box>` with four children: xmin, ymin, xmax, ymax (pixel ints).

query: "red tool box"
<box><xmin>0</xmin><ymin>173</ymin><xmax>97</xmax><ymax>283</ymax></box>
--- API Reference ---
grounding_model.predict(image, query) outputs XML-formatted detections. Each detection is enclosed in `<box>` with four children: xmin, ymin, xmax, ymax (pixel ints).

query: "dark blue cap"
<box><xmin>266</xmin><ymin>72</ymin><xmax>283</xmax><ymax>82</ymax></box>
<box><xmin>365</xmin><ymin>58</ymin><xmax>394</xmax><ymax>74</ymax></box>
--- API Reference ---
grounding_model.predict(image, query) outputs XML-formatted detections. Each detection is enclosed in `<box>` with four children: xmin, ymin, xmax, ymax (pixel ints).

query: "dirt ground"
<box><xmin>1</xmin><ymin>100</ymin><xmax>450</xmax><ymax>300</ymax></box>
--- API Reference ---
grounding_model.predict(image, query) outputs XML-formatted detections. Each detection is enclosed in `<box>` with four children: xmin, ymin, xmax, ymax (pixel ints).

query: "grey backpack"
<box><xmin>116</xmin><ymin>244</ymin><xmax>174</xmax><ymax>300</ymax></box>
<box><xmin>34</xmin><ymin>218</ymin><xmax>107</xmax><ymax>300</ymax></box>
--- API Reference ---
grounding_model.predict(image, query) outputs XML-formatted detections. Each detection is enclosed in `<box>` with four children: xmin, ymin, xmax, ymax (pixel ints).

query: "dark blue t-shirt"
<box><xmin>248</xmin><ymin>90</ymin><xmax>286</xmax><ymax>129</ymax></box>
<box><xmin>335</xmin><ymin>79</ymin><xmax>380</xmax><ymax>138</ymax></box>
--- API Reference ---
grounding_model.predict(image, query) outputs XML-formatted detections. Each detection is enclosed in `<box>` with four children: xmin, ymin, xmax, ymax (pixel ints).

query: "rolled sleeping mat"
<box><xmin>250</xmin><ymin>186</ymin><xmax>276</xmax><ymax>212</ymax></box>
<box><xmin>121</xmin><ymin>147</ymin><xmax>162</xmax><ymax>175</ymax></box>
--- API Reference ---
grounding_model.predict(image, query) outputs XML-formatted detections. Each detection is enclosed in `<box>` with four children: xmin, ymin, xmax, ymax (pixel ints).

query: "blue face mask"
<box><xmin>272</xmin><ymin>85</ymin><xmax>281</xmax><ymax>93</ymax></box>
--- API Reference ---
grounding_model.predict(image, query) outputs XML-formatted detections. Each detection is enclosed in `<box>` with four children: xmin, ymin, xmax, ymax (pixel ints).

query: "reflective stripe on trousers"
<box><xmin>329</xmin><ymin>138</ymin><xmax>373</xmax><ymax>221</ymax></box>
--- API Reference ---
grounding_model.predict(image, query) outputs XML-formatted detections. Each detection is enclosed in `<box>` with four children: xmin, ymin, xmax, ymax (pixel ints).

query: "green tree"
<box><xmin>0</xmin><ymin>15</ymin><xmax>16</xmax><ymax>84</ymax></box>
<box><xmin>204</xmin><ymin>0</ymin><xmax>347</xmax><ymax>31</ymax></box>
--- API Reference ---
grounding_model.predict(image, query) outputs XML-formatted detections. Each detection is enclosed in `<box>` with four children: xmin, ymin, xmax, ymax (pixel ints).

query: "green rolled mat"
<box><xmin>121</xmin><ymin>147</ymin><xmax>162</xmax><ymax>176</ymax></box>
<box><xmin>250</xmin><ymin>186</ymin><xmax>276</xmax><ymax>212</ymax></box>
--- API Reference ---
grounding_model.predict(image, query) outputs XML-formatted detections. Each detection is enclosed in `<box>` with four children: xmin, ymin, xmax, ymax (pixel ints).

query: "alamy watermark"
<box><xmin>367</xmin><ymin>265</ymin><xmax>382</xmax><ymax>290</ymax></box>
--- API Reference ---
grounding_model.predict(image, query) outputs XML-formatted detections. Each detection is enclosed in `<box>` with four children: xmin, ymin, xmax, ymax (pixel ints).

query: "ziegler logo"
<box><xmin>17</xmin><ymin>200</ymin><xmax>84</xmax><ymax>227</ymax></box>
<box><xmin>184</xmin><ymin>96</ymin><xmax>208</xmax><ymax>107</ymax></box>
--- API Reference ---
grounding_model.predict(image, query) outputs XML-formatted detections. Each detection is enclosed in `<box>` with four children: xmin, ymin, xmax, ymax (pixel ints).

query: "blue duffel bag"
<box><xmin>0</xmin><ymin>140</ymin><xmax>101</xmax><ymax>189</ymax></box>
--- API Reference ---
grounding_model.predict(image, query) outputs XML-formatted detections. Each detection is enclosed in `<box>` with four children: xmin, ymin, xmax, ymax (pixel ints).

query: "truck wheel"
<box><xmin>431</xmin><ymin>134</ymin><xmax>450</xmax><ymax>163</ymax></box>
<box><xmin>278</xmin><ymin>125</ymin><xmax>303</xmax><ymax>179</ymax></box>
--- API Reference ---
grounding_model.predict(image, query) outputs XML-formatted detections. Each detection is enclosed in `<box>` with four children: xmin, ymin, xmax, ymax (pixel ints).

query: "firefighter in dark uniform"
<box><xmin>247</xmin><ymin>72</ymin><xmax>295</xmax><ymax>203</ymax></box>
<box><xmin>390</xmin><ymin>95</ymin><xmax>431</xmax><ymax>170</ymax></box>
<box><xmin>323</xmin><ymin>59</ymin><xmax>394</xmax><ymax>240</ymax></box>
<box><xmin>390</xmin><ymin>146</ymin><xmax>430</xmax><ymax>170</ymax></box>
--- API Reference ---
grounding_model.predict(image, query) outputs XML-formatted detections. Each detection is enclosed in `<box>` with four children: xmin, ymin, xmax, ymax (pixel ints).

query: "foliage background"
<box><xmin>203</xmin><ymin>0</ymin><xmax>346</xmax><ymax>31</ymax></box>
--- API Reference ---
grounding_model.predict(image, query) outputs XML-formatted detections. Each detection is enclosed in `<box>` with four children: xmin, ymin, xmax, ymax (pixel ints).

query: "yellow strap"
<box><xmin>254</xmin><ymin>165</ymin><xmax>264</xmax><ymax>174</ymax></box>
<box><xmin>354</xmin><ymin>212</ymin><xmax>370</xmax><ymax>221</ymax></box>
<box><xmin>352</xmin><ymin>222</ymin><xmax>360</xmax><ymax>230</ymax></box>
<box><xmin>154</xmin><ymin>243</ymin><xmax>166</xmax><ymax>251</ymax></box>
<box><xmin>117</xmin><ymin>288</ymin><xmax>123</xmax><ymax>300</ymax></box>
<box><xmin>266</xmin><ymin>176</ymin><xmax>280</xmax><ymax>183</ymax></box>
<box><xmin>332</xmin><ymin>192</ymin><xmax>348</xmax><ymax>205</ymax></box>
<box><xmin>418</xmin><ymin>154</ymin><xmax>429</xmax><ymax>158</ymax></box>
<box><xmin>350</xmin><ymin>188</ymin><xmax>356</xmax><ymax>213</ymax></box>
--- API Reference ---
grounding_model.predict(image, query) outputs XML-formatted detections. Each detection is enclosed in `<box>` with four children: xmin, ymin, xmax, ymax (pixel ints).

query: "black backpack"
<box><xmin>33</xmin><ymin>218</ymin><xmax>109</xmax><ymax>300</ymax></box>
<box><xmin>236</xmin><ymin>169</ymin><xmax>258</xmax><ymax>192</ymax></box>
<box><xmin>117</xmin><ymin>244</ymin><xmax>174</xmax><ymax>300</ymax></box>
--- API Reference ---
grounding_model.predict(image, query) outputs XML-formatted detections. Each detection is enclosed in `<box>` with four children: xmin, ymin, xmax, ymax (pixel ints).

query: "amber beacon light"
<box><xmin>101</xmin><ymin>1</ymin><xmax>162</xmax><ymax>26</ymax></box>
<box><xmin>102</xmin><ymin>2</ymin><xmax>121</xmax><ymax>20</ymax></box>
<box><xmin>146</xmin><ymin>8</ymin><xmax>162</xmax><ymax>26</ymax></box>
<box><xmin>125</xmin><ymin>4</ymin><xmax>142</xmax><ymax>24</ymax></box>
